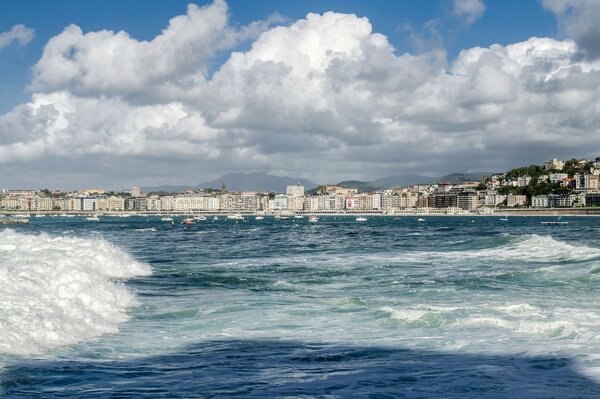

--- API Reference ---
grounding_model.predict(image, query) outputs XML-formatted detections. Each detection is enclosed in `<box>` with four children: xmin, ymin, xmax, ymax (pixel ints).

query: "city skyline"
<box><xmin>1</xmin><ymin>0</ymin><xmax>600</xmax><ymax>188</ymax></box>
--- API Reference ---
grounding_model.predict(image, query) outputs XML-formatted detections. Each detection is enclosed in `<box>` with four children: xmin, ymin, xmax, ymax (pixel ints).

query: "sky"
<box><xmin>0</xmin><ymin>0</ymin><xmax>599</xmax><ymax>189</ymax></box>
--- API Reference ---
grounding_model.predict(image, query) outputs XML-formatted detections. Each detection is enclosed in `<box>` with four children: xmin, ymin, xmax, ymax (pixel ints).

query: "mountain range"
<box><xmin>142</xmin><ymin>172</ymin><xmax>489</xmax><ymax>194</ymax></box>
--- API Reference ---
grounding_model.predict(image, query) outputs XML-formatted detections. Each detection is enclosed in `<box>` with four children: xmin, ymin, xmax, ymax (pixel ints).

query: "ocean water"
<box><xmin>2</xmin><ymin>215</ymin><xmax>600</xmax><ymax>397</ymax></box>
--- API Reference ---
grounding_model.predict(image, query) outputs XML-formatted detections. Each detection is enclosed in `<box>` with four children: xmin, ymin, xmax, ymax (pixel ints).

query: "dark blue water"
<box><xmin>2</xmin><ymin>215</ymin><xmax>600</xmax><ymax>397</ymax></box>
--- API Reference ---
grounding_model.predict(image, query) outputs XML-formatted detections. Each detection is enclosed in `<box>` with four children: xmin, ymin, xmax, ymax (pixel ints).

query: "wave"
<box><xmin>473</xmin><ymin>234</ymin><xmax>600</xmax><ymax>263</ymax></box>
<box><xmin>0</xmin><ymin>229</ymin><xmax>151</xmax><ymax>356</ymax></box>
<box><xmin>401</xmin><ymin>234</ymin><xmax>600</xmax><ymax>264</ymax></box>
<box><xmin>380</xmin><ymin>303</ymin><xmax>576</xmax><ymax>338</ymax></box>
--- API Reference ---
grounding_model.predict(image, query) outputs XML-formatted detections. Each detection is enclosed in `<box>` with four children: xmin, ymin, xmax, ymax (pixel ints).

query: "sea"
<box><xmin>2</xmin><ymin>215</ymin><xmax>600</xmax><ymax>398</ymax></box>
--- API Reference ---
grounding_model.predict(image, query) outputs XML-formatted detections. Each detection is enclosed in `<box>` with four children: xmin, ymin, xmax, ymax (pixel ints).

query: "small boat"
<box><xmin>294</xmin><ymin>215</ymin><xmax>304</xmax><ymax>219</ymax></box>
<box><xmin>120</xmin><ymin>214</ymin><xmax>131</xmax><ymax>218</ymax></box>
<box><xmin>227</xmin><ymin>213</ymin><xmax>244</xmax><ymax>220</ymax></box>
<box><xmin>181</xmin><ymin>218</ymin><xmax>195</xmax><ymax>225</ymax></box>
<box><xmin>194</xmin><ymin>215</ymin><xmax>207</xmax><ymax>221</ymax></box>
<box><xmin>255</xmin><ymin>216</ymin><xmax>265</xmax><ymax>220</ymax></box>
<box><xmin>417</xmin><ymin>218</ymin><xmax>426</xmax><ymax>222</ymax></box>
<box><xmin>161</xmin><ymin>217</ymin><xmax>173</xmax><ymax>221</ymax></box>
<box><xmin>356</xmin><ymin>217</ymin><xmax>368</xmax><ymax>222</ymax></box>
<box><xmin>308</xmin><ymin>215</ymin><xmax>319</xmax><ymax>223</ymax></box>
<box><xmin>34</xmin><ymin>214</ymin><xmax>46</xmax><ymax>218</ymax></box>
<box><xmin>213</xmin><ymin>216</ymin><xmax>219</xmax><ymax>221</ymax></box>
<box><xmin>86</xmin><ymin>216</ymin><xmax>100</xmax><ymax>221</ymax></box>
<box><xmin>541</xmin><ymin>216</ymin><xmax>568</xmax><ymax>225</ymax></box>
<box><xmin>500</xmin><ymin>216</ymin><xmax>508</xmax><ymax>221</ymax></box>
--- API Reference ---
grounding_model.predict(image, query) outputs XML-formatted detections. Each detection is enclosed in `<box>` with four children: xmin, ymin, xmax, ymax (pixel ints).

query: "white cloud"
<box><xmin>451</xmin><ymin>0</ymin><xmax>486</xmax><ymax>26</ymax></box>
<box><xmin>0</xmin><ymin>24</ymin><xmax>35</xmax><ymax>50</ymax></box>
<box><xmin>1</xmin><ymin>1</ymin><xmax>600</xmax><ymax>187</ymax></box>
<box><xmin>542</xmin><ymin>0</ymin><xmax>600</xmax><ymax>58</ymax></box>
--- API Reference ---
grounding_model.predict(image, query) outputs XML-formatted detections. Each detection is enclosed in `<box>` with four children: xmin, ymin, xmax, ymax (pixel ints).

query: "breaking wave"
<box><xmin>0</xmin><ymin>229</ymin><xmax>151</xmax><ymax>356</ymax></box>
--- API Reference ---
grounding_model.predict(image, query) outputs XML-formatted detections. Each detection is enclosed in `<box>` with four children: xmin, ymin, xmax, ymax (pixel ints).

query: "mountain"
<box><xmin>374</xmin><ymin>174</ymin><xmax>435</xmax><ymax>187</ymax></box>
<box><xmin>336</xmin><ymin>180</ymin><xmax>384</xmax><ymax>193</ymax></box>
<box><xmin>436</xmin><ymin>173</ymin><xmax>488</xmax><ymax>184</ymax></box>
<box><xmin>142</xmin><ymin>184</ymin><xmax>196</xmax><ymax>193</ymax></box>
<box><xmin>199</xmin><ymin>172</ymin><xmax>318</xmax><ymax>193</ymax></box>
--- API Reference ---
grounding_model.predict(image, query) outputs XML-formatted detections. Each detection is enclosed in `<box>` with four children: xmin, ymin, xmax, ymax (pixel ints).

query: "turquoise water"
<box><xmin>2</xmin><ymin>216</ymin><xmax>600</xmax><ymax>397</ymax></box>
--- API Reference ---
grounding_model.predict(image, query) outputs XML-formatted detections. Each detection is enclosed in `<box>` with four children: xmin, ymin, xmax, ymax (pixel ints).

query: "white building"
<box><xmin>549</xmin><ymin>173</ymin><xmax>568</xmax><ymax>184</ymax></box>
<box><xmin>131</xmin><ymin>185</ymin><xmax>141</xmax><ymax>197</ymax></box>
<box><xmin>272</xmin><ymin>194</ymin><xmax>288</xmax><ymax>210</ymax></box>
<box><xmin>531</xmin><ymin>195</ymin><xmax>549</xmax><ymax>208</ymax></box>
<box><xmin>286</xmin><ymin>184</ymin><xmax>305</xmax><ymax>197</ymax></box>
<box><xmin>544</xmin><ymin>158</ymin><xmax>565</xmax><ymax>171</ymax></box>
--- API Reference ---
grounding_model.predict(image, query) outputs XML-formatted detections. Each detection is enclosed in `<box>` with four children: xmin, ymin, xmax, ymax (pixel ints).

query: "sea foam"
<box><xmin>0</xmin><ymin>229</ymin><xmax>151</xmax><ymax>356</ymax></box>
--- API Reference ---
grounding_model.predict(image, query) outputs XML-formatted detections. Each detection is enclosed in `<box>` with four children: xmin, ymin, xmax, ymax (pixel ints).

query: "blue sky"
<box><xmin>0</xmin><ymin>0</ymin><xmax>599</xmax><ymax>189</ymax></box>
<box><xmin>0</xmin><ymin>0</ymin><xmax>558</xmax><ymax>113</ymax></box>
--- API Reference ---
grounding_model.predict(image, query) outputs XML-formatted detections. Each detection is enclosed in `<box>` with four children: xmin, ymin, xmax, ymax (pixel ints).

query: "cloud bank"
<box><xmin>0</xmin><ymin>0</ymin><xmax>599</xmax><ymax>188</ymax></box>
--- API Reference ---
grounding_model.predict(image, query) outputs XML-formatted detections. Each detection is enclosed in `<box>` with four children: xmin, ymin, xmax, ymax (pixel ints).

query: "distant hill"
<box><xmin>199</xmin><ymin>172</ymin><xmax>318</xmax><ymax>193</ymax></box>
<box><xmin>374</xmin><ymin>174</ymin><xmax>435</xmax><ymax>187</ymax></box>
<box><xmin>435</xmin><ymin>173</ymin><xmax>488</xmax><ymax>184</ymax></box>
<box><xmin>142</xmin><ymin>184</ymin><xmax>196</xmax><ymax>193</ymax></box>
<box><xmin>336</xmin><ymin>180</ymin><xmax>384</xmax><ymax>193</ymax></box>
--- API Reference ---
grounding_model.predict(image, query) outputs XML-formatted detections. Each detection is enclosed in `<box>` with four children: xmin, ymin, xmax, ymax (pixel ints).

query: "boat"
<box><xmin>85</xmin><ymin>216</ymin><xmax>100</xmax><ymax>221</ymax></box>
<box><xmin>181</xmin><ymin>218</ymin><xmax>195</xmax><ymax>225</ymax></box>
<box><xmin>227</xmin><ymin>213</ymin><xmax>244</xmax><ymax>220</ymax></box>
<box><xmin>34</xmin><ymin>214</ymin><xmax>46</xmax><ymax>218</ymax></box>
<box><xmin>356</xmin><ymin>217</ymin><xmax>368</xmax><ymax>222</ymax></box>
<box><xmin>308</xmin><ymin>215</ymin><xmax>319</xmax><ymax>223</ymax></box>
<box><xmin>193</xmin><ymin>215</ymin><xmax>207</xmax><ymax>221</ymax></box>
<box><xmin>294</xmin><ymin>215</ymin><xmax>304</xmax><ymax>219</ymax></box>
<box><xmin>213</xmin><ymin>216</ymin><xmax>219</xmax><ymax>221</ymax></box>
<box><xmin>120</xmin><ymin>214</ymin><xmax>131</xmax><ymax>218</ymax></box>
<box><xmin>255</xmin><ymin>216</ymin><xmax>265</xmax><ymax>220</ymax></box>
<box><xmin>417</xmin><ymin>218</ymin><xmax>426</xmax><ymax>222</ymax></box>
<box><xmin>541</xmin><ymin>216</ymin><xmax>568</xmax><ymax>225</ymax></box>
<box><xmin>161</xmin><ymin>217</ymin><xmax>173</xmax><ymax>221</ymax></box>
<box><xmin>274</xmin><ymin>214</ymin><xmax>289</xmax><ymax>220</ymax></box>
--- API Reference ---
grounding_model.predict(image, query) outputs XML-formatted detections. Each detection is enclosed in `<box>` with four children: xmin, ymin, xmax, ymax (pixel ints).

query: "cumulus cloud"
<box><xmin>1</xmin><ymin>1</ymin><xmax>600</xmax><ymax>187</ymax></box>
<box><xmin>0</xmin><ymin>24</ymin><xmax>35</xmax><ymax>50</ymax></box>
<box><xmin>451</xmin><ymin>0</ymin><xmax>486</xmax><ymax>26</ymax></box>
<box><xmin>542</xmin><ymin>0</ymin><xmax>600</xmax><ymax>58</ymax></box>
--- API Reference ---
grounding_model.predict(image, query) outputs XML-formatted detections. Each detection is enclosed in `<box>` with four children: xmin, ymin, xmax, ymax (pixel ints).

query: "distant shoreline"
<box><xmin>3</xmin><ymin>208</ymin><xmax>600</xmax><ymax>217</ymax></box>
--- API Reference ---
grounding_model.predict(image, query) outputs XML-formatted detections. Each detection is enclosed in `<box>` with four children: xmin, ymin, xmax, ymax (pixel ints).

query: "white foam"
<box><xmin>0</xmin><ymin>229</ymin><xmax>151</xmax><ymax>356</ymax></box>
<box><xmin>463</xmin><ymin>317</ymin><xmax>576</xmax><ymax>338</ymax></box>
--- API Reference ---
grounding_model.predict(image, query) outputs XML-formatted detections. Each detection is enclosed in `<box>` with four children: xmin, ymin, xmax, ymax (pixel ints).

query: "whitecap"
<box><xmin>0</xmin><ymin>229</ymin><xmax>151</xmax><ymax>356</ymax></box>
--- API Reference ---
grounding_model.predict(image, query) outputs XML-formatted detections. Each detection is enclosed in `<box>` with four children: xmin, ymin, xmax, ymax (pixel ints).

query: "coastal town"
<box><xmin>2</xmin><ymin>157</ymin><xmax>600</xmax><ymax>216</ymax></box>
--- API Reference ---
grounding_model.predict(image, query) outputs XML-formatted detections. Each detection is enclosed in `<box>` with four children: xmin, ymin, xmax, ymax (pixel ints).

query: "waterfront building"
<box><xmin>125</xmin><ymin>197</ymin><xmax>147</xmax><ymax>212</ymax></box>
<box><xmin>531</xmin><ymin>195</ymin><xmax>549</xmax><ymax>208</ymax></box>
<box><xmin>532</xmin><ymin>194</ymin><xmax>575</xmax><ymax>208</ymax></box>
<box><xmin>485</xmin><ymin>194</ymin><xmax>507</xmax><ymax>206</ymax></box>
<box><xmin>272</xmin><ymin>194</ymin><xmax>288</xmax><ymax>210</ymax></box>
<box><xmin>221</xmin><ymin>192</ymin><xmax>260</xmax><ymax>212</ymax></box>
<box><xmin>108</xmin><ymin>196</ymin><xmax>125</xmax><ymax>211</ymax></box>
<box><xmin>506</xmin><ymin>195</ymin><xmax>527</xmax><ymax>207</ymax></box>
<box><xmin>585</xmin><ymin>193</ymin><xmax>600</xmax><ymax>206</ymax></box>
<box><xmin>432</xmin><ymin>192</ymin><xmax>458</xmax><ymax>208</ymax></box>
<box><xmin>457</xmin><ymin>190</ymin><xmax>479</xmax><ymax>211</ymax></box>
<box><xmin>287</xmin><ymin>195</ymin><xmax>304</xmax><ymax>211</ymax></box>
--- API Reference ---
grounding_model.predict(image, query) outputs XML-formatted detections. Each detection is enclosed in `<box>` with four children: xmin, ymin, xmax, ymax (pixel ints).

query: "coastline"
<box><xmin>3</xmin><ymin>208</ymin><xmax>600</xmax><ymax>218</ymax></box>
